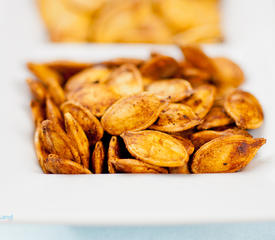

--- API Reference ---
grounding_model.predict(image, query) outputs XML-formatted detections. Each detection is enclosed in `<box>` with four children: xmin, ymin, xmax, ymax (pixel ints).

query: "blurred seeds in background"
<box><xmin>37</xmin><ymin>0</ymin><xmax>223</xmax><ymax>44</ymax></box>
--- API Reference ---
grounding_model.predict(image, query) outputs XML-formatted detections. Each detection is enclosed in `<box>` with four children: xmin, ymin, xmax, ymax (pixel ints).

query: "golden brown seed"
<box><xmin>223</xmin><ymin>128</ymin><xmax>252</xmax><ymax>137</ymax></box>
<box><xmin>37</xmin><ymin>0</ymin><xmax>91</xmax><ymax>41</ymax></box>
<box><xmin>190</xmin><ymin>128</ymin><xmax>252</xmax><ymax>150</ymax></box>
<box><xmin>121</xmin><ymin>130</ymin><xmax>189</xmax><ymax>167</ymax></box>
<box><xmin>45</xmin><ymin>60</ymin><xmax>93</xmax><ymax>80</ymax></box>
<box><xmin>107</xmin><ymin>136</ymin><xmax>120</xmax><ymax>173</ymax></box>
<box><xmin>150</xmin><ymin>103</ymin><xmax>202</xmax><ymax>132</ymax></box>
<box><xmin>146</xmin><ymin>79</ymin><xmax>193</xmax><ymax>102</ymax></box>
<box><xmin>191</xmin><ymin>130</ymin><xmax>227</xmax><ymax>150</ymax></box>
<box><xmin>197</xmin><ymin>106</ymin><xmax>233</xmax><ymax>130</ymax></box>
<box><xmin>101</xmin><ymin>92</ymin><xmax>167</xmax><ymax>135</ymax></box>
<box><xmin>64</xmin><ymin>113</ymin><xmax>90</xmax><ymax>169</ymax></box>
<box><xmin>178</xmin><ymin>60</ymin><xmax>193</xmax><ymax>69</ymax></box>
<box><xmin>111</xmin><ymin>158</ymin><xmax>168</xmax><ymax>174</ymax></box>
<box><xmin>30</xmin><ymin>100</ymin><xmax>45</xmax><ymax>127</ymax></box>
<box><xmin>41</xmin><ymin>120</ymin><xmax>81</xmax><ymax>163</ymax></box>
<box><xmin>27</xmin><ymin>62</ymin><xmax>63</xmax><ymax>85</ymax></box>
<box><xmin>180</xmin><ymin>66</ymin><xmax>211</xmax><ymax>83</ymax></box>
<box><xmin>173</xmin><ymin>24</ymin><xmax>224</xmax><ymax>45</ymax></box>
<box><xmin>187</xmin><ymin>77</ymin><xmax>210</xmax><ymax>89</ymax></box>
<box><xmin>169</xmin><ymin>164</ymin><xmax>190</xmax><ymax>174</ymax></box>
<box><xmin>44</xmin><ymin>154</ymin><xmax>91</xmax><ymax>174</ymax></box>
<box><xmin>212</xmin><ymin>57</ymin><xmax>244</xmax><ymax>87</ymax></box>
<box><xmin>64</xmin><ymin>0</ymin><xmax>104</xmax><ymax>13</ymax></box>
<box><xmin>91</xmin><ymin>141</ymin><xmax>105</xmax><ymax>174</ymax></box>
<box><xmin>61</xmin><ymin>101</ymin><xmax>103</xmax><ymax>145</ymax></box>
<box><xmin>170</xmin><ymin>135</ymin><xmax>194</xmax><ymax>155</ymax></box>
<box><xmin>215</xmin><ymin>85</ymin><xmax>236</xmax><ymax>101</ymax></box>
<box><xmin>224</xmin><ymin>89</ymin><xmax>264</xmax><ymax>129</ymax></box>
<box><xmin>142</xmin><ymin>76</ymin><xmax>155</xmax><ymax>88</ymax></box>
<box><xmin>34</xmin><ymin>126</ymin><xmax>49</xmax><ymax>173</ymax></box>
<box><xmin>65</xmin><ymin>67</ymin><xmax>111</xmax><ymax>93</ymax></box>
<box><xmin>182</xmin><ymin>84</ymin><xmax>216</xmax><ymax>118</ymax></box>
<box><xmin>191</xmin><ymin>135</ymin><xmax>266</xmax><ymax>173</ymax></box>
<box><xmin>140</xmin><ymin>55</ymin><xmax>179</xmax><ymax>79</ymax></box>
<box><xmin>46</xmin><ymin>97</ymin><xmax>63</xmax><ymax>127</ymax></box>
<box><xmin>180</xmin><ymin>45</ymin><xmax>215</xmax><ymax>74</ymax></box>
<box><xmin>67</xmin><ymin>84</ymin><xmax>120</xmax><ymax>117</ymax></box>
<box><xmin>168</xmin><ymin>135</ymin><xmax>191</xmax><ymax>172</ymax></box>
<box><xmin>26</xmin><ymin>78</ymin><xmax>47</xmax><ymax>102</ymax></box>
<box><xmin>106</xmin><ymin>64</ymin><xmax>143</xmax><ymax>96</ymax></box>
<box><xmin>101</xmin><ymin>58</ymin><xmax>144</xmax><ymax>68</ymax></box>
<box><xmin>172</xmin><ymin>128</ymin><xmax>196</xmax><ymax>139</ymax></box>
<box><xmin>27</xmin><ymin>63</ymin><xmax>65</xmax><ymax>105</ymax></box>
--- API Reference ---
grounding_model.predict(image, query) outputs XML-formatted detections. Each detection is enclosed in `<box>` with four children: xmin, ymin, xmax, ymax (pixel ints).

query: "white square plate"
<box><xmin>0</xmin><ymin>44</ymin><xmax>274</xmax><ymax>225</ymax></box>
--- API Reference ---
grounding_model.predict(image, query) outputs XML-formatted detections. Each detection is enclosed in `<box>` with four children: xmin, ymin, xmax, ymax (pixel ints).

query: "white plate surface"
<box><xmin>1</xmin><ymin>0</ymin><xmax>275</xmax><ymax>225</ymax></box>
<box><xmin>0</xmin><ymin>44</ymin><xmax>274</xmax><ymax>225</ymax></box>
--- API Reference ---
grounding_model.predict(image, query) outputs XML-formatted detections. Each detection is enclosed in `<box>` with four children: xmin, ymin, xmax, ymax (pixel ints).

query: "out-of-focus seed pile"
<box><xmin>27</xmin><ymin>45</ymin><xmax>266</xmax><ymax>174</ymax></box>
<box><xmin>37</xmin><ymin>0</ymin><xmax>222</xmax><ymax>44</ymax></box>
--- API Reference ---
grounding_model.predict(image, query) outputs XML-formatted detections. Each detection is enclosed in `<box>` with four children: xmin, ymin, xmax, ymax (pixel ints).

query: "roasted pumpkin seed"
<box><xmin>27</xmin><ymin>62</ymin><xmax>63</xmax><ymax>85</ymax></box>
<box><xmin>191</xmin><ymin>135</ymin><xmax>266</xmax><ymax>173</ymax></box>
<box><xmin>121</xmin><ymin>130</ymin><xmax>189</xmax><ymax>167</ymax></box>
<box><xmin>150</xmin><ymin>103</ymin><xmax>202</xmax><ymax>132</ymax></box>
<box><xmin>168</xmin><ymin>135</ymin><xmax>193</xmax><ymax>174</ymax></box>
<box><xmin>61</xmin><ymin>101</ymin><xmax>104</xmax><ymax>145</ymax></box>
<box><xmin>91</xmin><ymin>141</ymin><xmax>105</xmax><ymax>174</ymax></box>
<box><xmin>180</xmin><ymin>45</ymin><xmax>215</xmax><ymax>74</ymax></box>
<box><xmin>46</xmin><ymin>97</ymin><xmax>63</xmax><ymax>127</ymax></box>
<box><xmin>101</xmin><ymin>93</ymin><xmax>167</xmax><ymax>135</ymax></box>
<box><xmin>44</xmin><ymin>154</ymin><xmax>91</xmax><ymax>174</ymax></box>
<box><xmin>182</xmin><ymin>84</ymin><xmax>216</xmax><ymax>118</ymax></box>
<box><xmin>169</xmin><ymin>164</ymin><xmax>190</xmax><ymax>174</ymax></box>
<box><xmin>146</xmin><ymin>79</ymin><xmax>192</xmax><ymax>102</ymax></box>
<box><xmin>45</xmin><ymin>60</ymin><xmax>93</xmax><ymax>80</ymax></box>
<box><xmin>34</xmin><ymin>126</ymin><xmax>49</xmax><ymax>173</ymax></box>
<box><xmin>212</xmin><ymin>57</ymin><xmax>244</xmax><ymax>87</ymax></box>
<box><xmin>64</xmin><ymin>112</ymin><xmax>90</xmax><ymax>168</ymax></box>
<box><xmin>26</xmin><ymin>78</ymin><xmax>47</xmax><ymax>103</ymax></box>
<box><xmin>191</xmin><ymin>128</ymin><xmax>252</xmax><ymax>150</ymax></box>
<box><xmin>111</xmin><ymin>158</ymin><xmax>168</xmax><ymax>174</ymax></box>
<box><xmin>140</xmin><ymin>55</ymin><xmax>179</xmax><ymax>79</ymax></box>
<box><xmin>30</xmin><ymin>100</ymin><xmax>45</xmax><ymax>127</ymax></box>
<box><xmin>180</xmin><ymin>65</ymin><xmax>211</xmax><ymax>82</ymax></box>
<box><xmin>197</xmin><ymin>106</ymin><xmax>233</xmax><ymax>130</ymax></box>
<box><xmin>215</xmin><ymin>85</ymin><xmax>236</xmax><ymax>101</ymax></box>
<box><xmin>27</xmin><ymin>63</ymin><xmax>65</xmax><ymax>105</ymax></box>
<box><xmin>170</xmin><ymin>135</ymin><xmax>194</xmax><ymax>155</ymax></box>
<box><xmin>67</xmin><ymin>83</ymin><xmax>120</xmax><ymax>117</ymax></box>
<box><xmin>107</xmin><ymin>136</ymin><xmax>120</xmax><ymax>173</ymax></box>
<box><xmin>106</xmin><ymin>64</ymin><xmax>143</xmax><ymax>96</ymax></box>
<box><xmin>142</xmin><ymin>76</ymin><xmax>155</xmax><ymax>88</ymax></box>
<box><xmin>65</xmin><ymin>67</ymin><xmax>110</xmax><ymax>93</ymax></box>
<box><xmin>41</xmin><ymin>120</ymin><xmax>81</xmax><ymax>163</ymax></box>
<box><xmin>224</xmin><ymin>89</ymin><xmax>264</xmax><ymax>129</ymax></box>
<box><xmin>101</xmin><ymin>57</ymin><xmax>144</xmax><ymax>68</ymax></box>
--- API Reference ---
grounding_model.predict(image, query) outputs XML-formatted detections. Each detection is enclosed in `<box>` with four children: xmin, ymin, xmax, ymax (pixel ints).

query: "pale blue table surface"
<box><xmin>1</xmin><ymin>223</ymin><xmax>275</xmax><ymax>240</ymax></box>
